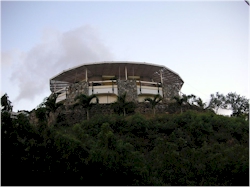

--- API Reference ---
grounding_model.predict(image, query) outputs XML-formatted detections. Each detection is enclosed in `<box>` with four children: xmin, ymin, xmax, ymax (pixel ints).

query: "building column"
<box><xmin>125</xmin><ymin>66</ymin><xmax>127</xmax><ymax>80</ymax></box>
<box><xmin>160</xmin><ymin>70</ymin><xmax>163</xmax><ymax>84</ymax></box>
<box><xmin>85</xmin><ymin>68</ymin><xmax>88</xmax><ymax>82</ymax></box>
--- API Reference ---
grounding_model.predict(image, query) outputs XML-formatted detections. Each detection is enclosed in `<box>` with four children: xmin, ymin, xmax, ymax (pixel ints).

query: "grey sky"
<box><xmin>1</xmin><ymin>1</ymin><xmax>249</xmax><ymax>114</ymax></box>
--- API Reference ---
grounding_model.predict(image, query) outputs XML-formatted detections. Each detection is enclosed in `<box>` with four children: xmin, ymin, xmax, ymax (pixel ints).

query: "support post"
<box><xmin>112</xmin><ymin>80</ymin><xmax>114</xmax><ymax>93</ymax></box>
<box><xmin>125</xmin><ymin>66</ymin><xmax>127</xmax><ymax>80</ymax></box>
<box><xmin>140</xmin><ymin>81</ymin><xmax>141</xmax><ymax>93</ymax></box>
<box><xmin>160</xmin><ymin>70</ymin><xmax>163</xmax><ymax>84</ymax></box>
<box><xmin>92</xmin><ymin>82</ymin><xmax>93</xmax><ymax>94</ymax></box>
<box><xmin>85</xmin><ymin>68</ymin><xmax>88</xmax><ymax>82</ymax></box>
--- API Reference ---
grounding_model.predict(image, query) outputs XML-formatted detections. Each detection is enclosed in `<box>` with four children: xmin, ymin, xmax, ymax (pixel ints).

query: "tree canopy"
<box><xmin>111</xmin><ymin>92</ymin><xmax>136</xmax><ymax>116</ymax></box>
<box><xmin>225</xmin><ymin>92</ymin><xmax>249</xmax><ymax>119</ymax></box>
<box><xmin>74</xmin><ymin>94</ymin><xmax>99</xmax><ymax>120</ymax></box>
<box><xmin>1</xmin><ymin>91</ymin><xmax>249</xmax><ymax>185</ymax></box>
<box><xmin>1</xmin><ymin>93</ymin><xmax>13</xmax><ymax>112</ymax></box>
<box><xmin>144</xmin><ymin>94</ymin><xmax>163</xmax><ymax>116</ymax></box>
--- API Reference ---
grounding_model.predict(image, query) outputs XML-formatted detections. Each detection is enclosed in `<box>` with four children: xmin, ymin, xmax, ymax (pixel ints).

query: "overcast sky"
<box><xmin>1</xmin><ymin>1</ymin><xmax>249</xmax><ymax>115</ymax></box>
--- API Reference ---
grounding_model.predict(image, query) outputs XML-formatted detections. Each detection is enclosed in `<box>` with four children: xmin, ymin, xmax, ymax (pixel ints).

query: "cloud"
<box><xmin>10</xmin><ymin>25</ymin><xmax>114</xmax><ymax>103</ymax></box>
<box><xmin>1</xmin><ymin>51</ymin><xmax>13</xmax><ymax>68</ymax></box>
<box><xmin>1</xmin><ymin>50</ymin><xmax>24</xmax><ymax>69</ymax></box>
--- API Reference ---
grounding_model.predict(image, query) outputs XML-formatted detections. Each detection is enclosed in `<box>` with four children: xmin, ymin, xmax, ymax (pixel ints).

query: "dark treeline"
<box><xmin>1</xmin><ymin>109</ymin><xmax>249</xmax><ymax>185</ymax></box>
<box><xmin>1</xmin><ymin>92</ymin><xmax>249</xmax><ymax>185</ymax></box>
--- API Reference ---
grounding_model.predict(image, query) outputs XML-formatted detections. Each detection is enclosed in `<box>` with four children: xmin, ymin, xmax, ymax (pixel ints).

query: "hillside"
<box><xmin>1</xmin><ymin>110</ymin><xmax>249</xmax><ymax>186</ymax></box>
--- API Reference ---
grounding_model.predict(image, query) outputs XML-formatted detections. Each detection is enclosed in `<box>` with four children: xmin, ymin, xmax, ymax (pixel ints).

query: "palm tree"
<box><xmin>173</xmin><ymin>94</ymin><xmax>193</xmax><ymax>113</ymax></box>
<box><xmin>45</xmin><ymin>93</ymin><xmax>63</xmax><ymax>114</ymax></box>
<box><xmin>74</xmin><ymin>94</ymin><xmax>99</xmax><ymax>120</ymax></box>
<box><xmin>144</xmin><ymin>94</ymin><xmax>163</xmax><ymax>116</ymax></box>
<box><xmin>112</xmin><ymin>92</ymin><xmax>135</xmax><ymax>116</ymax></box>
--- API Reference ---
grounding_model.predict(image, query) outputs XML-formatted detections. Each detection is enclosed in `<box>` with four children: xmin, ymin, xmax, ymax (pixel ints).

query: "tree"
<box><xmin>186</xmin><ymin>94</ymin><xmax>197</xmax><ymax>106</ymax></box>
<box><xmin>195</xmin><ymin>97</ymin><xmax>207</xmax><ymax>109</ymax></box>
<box><xmin>207</xmin><ymin>92</ymin><xmax>227</xmax><ymax>114</ymax></box>
<box><xmin>144</xmin><ymin>94</ymin><xmax>163</xmax><ymax>116</ymax></box>
<box><xmin>112</xmin><ymin>92</ymin><xmax>135</xmax><ymax>116</ymax></box>
<box><xmin>225</xmin><ymin>92</ymin><xmax>249</xmax><ymax>119</ymax></box>
<box><xmin>74</xmin><ymin>94</ymin><xmax>99</xmax><ymax>120</ymax></box>
<box><xmin>45</xmin><ymin>93</ymin><xmax>63</xmax><ymax>114</ymax></box>
<box><xmin>1</xmin><ymin>93</ymin><xmax>13</xmax><ymax>112</ymax></box>
<box><xmin>34</xmin><ymin>94</ymin><xmax>62</xmax><ymax>123</ymax></box>
<box><xmin>173</xmin><ymin>94</ymin><xmax>194</xmax><ymax>113</ymax></box>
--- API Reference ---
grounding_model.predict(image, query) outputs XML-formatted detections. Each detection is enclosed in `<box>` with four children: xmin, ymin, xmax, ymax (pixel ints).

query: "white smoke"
<box><xmin>10</xmin><ymin>25</ymin><xmax>114</xmax><ymax>103</ymax></box>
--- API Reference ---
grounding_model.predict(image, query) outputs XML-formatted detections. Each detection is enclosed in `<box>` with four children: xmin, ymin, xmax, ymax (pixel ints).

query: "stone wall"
<box><xmin>29</xmin><ymin>110</ymin><xmax>39</xmax><ymax>125</ymax></box>
<box><xmin>117</xmin><ymin>80</ymin><xmax>138</xmax><ymax>102</ymax></box>
<box><xmin>65</xmin><ymin>82</ymin><xmax>89</xmax><ymax>105</ymax></box>
<box><xmin>30</xmin><ymin>101</ymin><xmax>206</xmax><ymax>127</ymax></box>
<box><xmin>162</xmin><ymin>83</ymin><xmax>179</xmax><ymax>101</ymax></box>
<box><xmin>60</xmin><ymin>102</ymin><xmax>172</xmax><ymax>126</ymax></box>
<box><xmin>135</xmin><ymin>102</ymin><xmax>168</xmax><ymax>114</ymax></box>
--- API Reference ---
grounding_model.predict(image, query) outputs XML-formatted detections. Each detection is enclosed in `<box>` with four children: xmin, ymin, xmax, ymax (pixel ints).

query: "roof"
<box><xmin>50</xmin><ymin>61</ymin><xmax>184</xmax><ymax>92</ymax></box>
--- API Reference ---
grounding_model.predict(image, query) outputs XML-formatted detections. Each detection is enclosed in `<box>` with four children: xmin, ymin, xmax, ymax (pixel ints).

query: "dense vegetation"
<box><xmin>1</xmin><ymin>92</ymin><xmax>249</xmax><ymax>185</ymax></box>
<box><xmin>2</xmin><ymin>109</ymin><xmax>249</xmax><ymax>185</ymax></box>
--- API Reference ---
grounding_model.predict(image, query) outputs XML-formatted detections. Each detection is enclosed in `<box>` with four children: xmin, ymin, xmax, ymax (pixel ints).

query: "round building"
<box><xmin>49</xmin><ymin>61</ymin><xmax>184</xmax><ymax>104</ymax></box>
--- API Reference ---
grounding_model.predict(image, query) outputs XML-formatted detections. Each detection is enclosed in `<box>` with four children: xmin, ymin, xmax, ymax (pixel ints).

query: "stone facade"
<box><xmin>117</xmin><ymin>80</ymin><xmax>138</xmax><ymax>102</ymax></box>
<box><xmin>55</xmin><ymin>102</ymin><xmax>170</xmax><ymax>126</ymax></box>
<box><xmin>162</xmin><ymin>83</ymin><xmax>179</xmax><ymax>102</ymax></box>
<box><xmin>65</xmin><ymin>82</ymin><xmax>89</xmax><ymax>105</ymax></box>
<box><xmin>29</xmin><ymin>101</ymin><xmax>205</xmax><ymax>127</ymax></box>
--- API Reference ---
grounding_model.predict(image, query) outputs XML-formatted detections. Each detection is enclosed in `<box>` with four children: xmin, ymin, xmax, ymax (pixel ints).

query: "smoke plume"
<box><xmin>10</xmin><ymin>25</ymin><xmax>114</xmax><ymax>103</ymax></box>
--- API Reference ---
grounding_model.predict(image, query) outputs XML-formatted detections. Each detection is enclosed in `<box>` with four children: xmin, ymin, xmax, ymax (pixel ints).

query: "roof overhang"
<box><xmin>50</xmin><ymin>61</ymin><xmax>184</xmax><ymax>92</ymax></box>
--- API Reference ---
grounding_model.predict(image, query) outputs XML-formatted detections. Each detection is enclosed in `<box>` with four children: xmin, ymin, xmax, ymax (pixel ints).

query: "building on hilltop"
<box><xmin>49</xmin><ymin>61</ymin><xmax>184</xmax><ymax>104</ymax></box>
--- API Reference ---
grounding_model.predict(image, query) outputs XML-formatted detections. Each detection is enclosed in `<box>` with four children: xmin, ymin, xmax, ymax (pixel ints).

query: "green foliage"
<box><xmin>1</xmin><ymin>93</ymin><xmax>13</xmax><ymax>112</ymax></box>
<box><xmin>172</xmin><ymin>94</ymin><xmax>197</xmax><ymax>113</ymax></box>
<box><xmin>111</xmin><ymin>92</ymin><xmax>136</xmax><ymax>116</ymax></box>
<box><xmin>225</xmin><ymin>92</ymin><xmax>249</xmax><ymax>119</ymax></box>
<box><xmin>45</xmin><ymin>93</ymin><xmax>63</xmax><ymax>113</ymax></box>
<box><xmin>74</xmin><ymin>94</ymin><xmax>99</xmax><ymax>120</ymax></box>
<box><xmin>195</xmin><ymin>97</ymin><xmax>207</xmax><ymax>109</ymax></box>
<box><xmin>1</xmin><ymin>108</ymin><xmax>249</xmax><ymax>186</ymax></box>
<box><xmin>207</xmin><ymin>92</ymin><xmax>227</xmax><ymax>113</ymax></box>
<box><xmin>144</xmin><ymin>94</ymin><xmax>163</xmax><ymax>115</ymax></box>
<box><xmin>125</xmin><ymin>114</ymin><xmax>149</xmax><ymax>136</ymax></box>
<box><xmin>35</xmin><ymin>107</ymin><xmax>47</xmax><ymax>122</ymax></box>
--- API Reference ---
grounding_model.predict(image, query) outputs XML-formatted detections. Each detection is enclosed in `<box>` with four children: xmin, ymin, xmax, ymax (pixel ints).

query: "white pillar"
<box><xmin>85</xmin><ymin>68</ymin><xmax>88</xmax><ymax>82</ymax></box>
<box><xmin>125</xmin><ymin>66</ymin><xmax>127</xmax><ymax>80</ymax></box>
<box><xmin>160</xmin><ymin>70</ymin><xmax>163</xmax><ymax>84</ymax></box>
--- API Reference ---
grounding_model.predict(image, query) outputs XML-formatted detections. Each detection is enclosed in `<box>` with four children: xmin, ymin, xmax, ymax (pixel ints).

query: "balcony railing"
<box><xmin>136</xmin><ymin>81</ymin><xmax>163</xmax><ymax>96</ymax></box>
<box><xmin>89</xmin><ymin>80</ymin><xmax>118</xmax><ymax>95</ymax></box>
<box><xmin>55</xmin><ymin>80</ymin><xmax>164</xmax><ymax>103</ymax></box>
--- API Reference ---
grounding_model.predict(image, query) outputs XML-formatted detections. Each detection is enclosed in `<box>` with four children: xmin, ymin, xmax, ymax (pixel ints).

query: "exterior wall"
<box><xmin>135</xmin><ymin>103</ymin><xmax>167</xmax><ymax>114</ymax></box>
<box><xmin>117</xmin><ymin>80</ymin><xmax>138</xmax><ymax>102</ymax></box>
<box><xmin>65</xmin><ymin>81</ymin><xmax>89</xmax><ymax>105</ymax></box>
<box><xmin>56</xmin><ymin>79</ymin><xmax>181</xmax><ymax>104</ymax></box>
<box><xmin>162</xmin><ymin>83</ymin><xmax>179</xmax><ymax>102</ymax></box>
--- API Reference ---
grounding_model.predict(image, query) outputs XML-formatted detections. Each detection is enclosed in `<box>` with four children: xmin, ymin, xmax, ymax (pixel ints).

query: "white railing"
<box><xmin>136</xmin><ymin>80</ymin><xmax>163</xmax><ymax>96</ymax></box>
<box><xmin>89</xmin><ymin>80</ymin><xmax>117</xmax><ymax>84</ymax></box>
<box><xmin>137</xmin><ymin>86</ymin><xmax>163</xmax><ymax>96</ymax></box>
<box><xmin>54</xmin><ymin>80</ymin><xmax>164</xmax><ymax>103</ymax></box>
<box><xmin>89</xmin><ymin>85</ymin><xmax>118</xmax><ymax>95</ymax></box>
